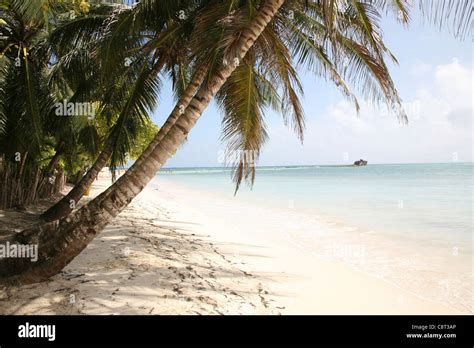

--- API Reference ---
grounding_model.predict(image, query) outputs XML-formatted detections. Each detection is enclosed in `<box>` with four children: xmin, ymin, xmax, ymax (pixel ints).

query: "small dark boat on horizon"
<box><xmin>353</xmin><ymin>159</ymin><xmax>368</xmax><ymax>166</ymax></box>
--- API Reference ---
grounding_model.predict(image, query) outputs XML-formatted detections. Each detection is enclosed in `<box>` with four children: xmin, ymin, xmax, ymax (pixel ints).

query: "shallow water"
<box><xmin>156</xmin><ymin>162</ymin><xmax>473</xmax><ymax>312</ymax></box>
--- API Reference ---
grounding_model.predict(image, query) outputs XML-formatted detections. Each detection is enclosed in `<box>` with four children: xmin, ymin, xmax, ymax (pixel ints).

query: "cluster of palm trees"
<box><xmin>0</xmin><ymin>0</ymin><xmax>159</xmax><ymax>210</ymax></box>
<box><xmin>0</xmin><ymin>0</ymin><xmax>470</xmax><ymax>284</ymax></box>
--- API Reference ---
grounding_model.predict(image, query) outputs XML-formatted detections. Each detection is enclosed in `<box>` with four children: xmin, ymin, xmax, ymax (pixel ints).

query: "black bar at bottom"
<box><xmin>0</xmin><ymin>315</ymin><xmax>472</xmax><ymax>346</ymax></box>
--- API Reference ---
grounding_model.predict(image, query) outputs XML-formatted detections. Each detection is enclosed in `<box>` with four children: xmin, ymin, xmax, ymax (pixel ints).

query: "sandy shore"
<box><xmin>0</xmin><ymin>169</ymin><xmax>464</xmax><ymax>314</ymax></box>
<box><xmin>152</xmin><ymin>176</ymin><xmax>465</xmax><ymax>315</ymax></box>
<box><xmin>0</xmin><ymin>170</ymin><xmax>278</xmax><ymax>314</ymax></box>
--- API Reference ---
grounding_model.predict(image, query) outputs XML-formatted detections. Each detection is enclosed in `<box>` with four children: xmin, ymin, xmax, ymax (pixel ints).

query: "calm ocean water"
<box><xmin>156</xmin><ymin>163</ymin><xmax>473</xmax><ymax>312</ymax></box>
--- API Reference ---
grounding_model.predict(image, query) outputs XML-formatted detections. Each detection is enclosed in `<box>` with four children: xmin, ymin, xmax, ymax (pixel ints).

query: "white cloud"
<box><xmin>261</xmin><ymin>60</ymin><xmax>472</xmax><ymax>165</ymax></box>
<box><xmin>434</xmin><ymin>58</ymin><xmax>471</xmax><ymax>109</ymax></box>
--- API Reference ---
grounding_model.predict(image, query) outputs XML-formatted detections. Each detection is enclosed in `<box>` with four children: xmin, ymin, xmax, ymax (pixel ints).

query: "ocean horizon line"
<box><xmin>158</xmin><ymin>161</ymin><xmax>473</xmax><ymax>170</ymax></box>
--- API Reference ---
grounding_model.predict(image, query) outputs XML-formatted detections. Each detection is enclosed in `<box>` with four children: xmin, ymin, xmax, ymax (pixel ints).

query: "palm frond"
<box><xmin>418</xmin><ymin>0</ymin><xmax>472</xmax><ymax>39</ymax></box>
<box><xmin>217</xmin><ymin>55</ymin><xmax>270</xmax><ymax>192</ymax></box>
<box><xmin>108</xmin><ymin>56</ymin><xmax>164</xmax><ymax>180</ymax></box>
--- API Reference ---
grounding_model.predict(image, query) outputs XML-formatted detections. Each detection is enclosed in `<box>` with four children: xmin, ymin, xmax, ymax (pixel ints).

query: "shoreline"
<box><xmin>0</xmin><ymin>169</ymin><xmax>467</xmax><ymax>314</ymax></box>
<box><xmin>151</xmin><ymin>176</ymin><xmax>466</xmax><ymax>314</ymax></box>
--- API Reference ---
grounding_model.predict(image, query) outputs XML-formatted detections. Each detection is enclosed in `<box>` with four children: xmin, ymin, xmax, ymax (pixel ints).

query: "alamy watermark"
<box><xmin>0</xmin><ymin>241</ymin><xmax>38</xmax><ymax>262</ymax></box>
<box><xmin>323</xmin><ymin>243</ymin><xmax>366</xmax><ymax>264</ymax></box>
<box><xmin>55</xmin><ymin>100</ymin><xmax>96</xmax><ymax>119</ymax></box>
<box><xmin>18</xmin><ymin>322</ymin><xmax>55</xmax><ymax>341</ymax></box>
<box><xmin>217</xmin><ymin>149</ymin><xmax>258</xmax><ymax>166</ymax></box>
<box><xmin>381</xmin><ymin>100</ymin><xmax>421</xmax><ymax>120</ymax></box>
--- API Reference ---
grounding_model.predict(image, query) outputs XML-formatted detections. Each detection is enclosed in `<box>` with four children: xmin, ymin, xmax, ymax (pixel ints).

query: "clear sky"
<box><xmin>150</xmin><ymin>8</ymin><xmax>472</xmax><ymax>168</ymax></box>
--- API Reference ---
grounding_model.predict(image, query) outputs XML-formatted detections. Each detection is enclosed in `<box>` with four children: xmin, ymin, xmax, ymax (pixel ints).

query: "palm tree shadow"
<box><xmin>0</xmin><ymin>206</ymin><xmax>284</xmax><ymax>315</ymax></box>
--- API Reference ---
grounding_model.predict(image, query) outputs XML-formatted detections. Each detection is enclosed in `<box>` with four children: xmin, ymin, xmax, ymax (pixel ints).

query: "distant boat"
<box><xmin>353</xmin><ymin>159</ymin><xmax>368</xmax><ymax>166</ymax></box>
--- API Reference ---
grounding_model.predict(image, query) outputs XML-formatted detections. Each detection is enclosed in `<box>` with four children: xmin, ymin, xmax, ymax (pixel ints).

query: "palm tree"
<box><xmin>41</xmin><ymin>0</ymin><xmax>398</xmax><ymax>219</ymax></box>
<box><xmin>0</xmin><ymin>0</ymin><xmax>471</xmax><ymax>284</ymax></box>
<box><xmin>0</xmin><ymin>0</ymin><xmax>91</xmax><ymax>206</ymax></box>
<box><xmin>0</xmin><ymin>0</ymin><xmax>144</xmax><ymax>204</ymax></box>
<box><xmin>1</xmin><ymin>0</ymin><xmax>214</xmax><ymax>209</ymax></box>
<box><xmin>0</xmin><ymin>0</ymin><xmax>105</xmax><ymax>206</ymax></box>
<box><xmin>0</xmin><ymin>0</ymin><xmax>287</xmax><ymax>283</ymax></box>
<box><xmin>40</xmin><ymin>0</ymin><xmax>205</xmax><ymax>221</ymax></box>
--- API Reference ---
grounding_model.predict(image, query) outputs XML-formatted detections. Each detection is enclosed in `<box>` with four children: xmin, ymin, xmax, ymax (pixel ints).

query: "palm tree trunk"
<box><xmin>40</xmin><ymin>64</ymin><xmax>207</xmax><ymax>222</ymax></box>
<box><xmin>36</xmin><ymin>140</ymin><xmax>65</xmax><ymax>195</ymax></box>
<box><xmin>44</xmin><ymin>140</ymin><xmax>65</xmax><ymax>177</ymax></box>
<box><xmin>145</xmin><ymin>62</ymin><xmax>209</xmax><ymax>153</ymax></box>
<box><xmin>14</xmin><ymin>151</ymin><xmax>28</xmax><ymax>207</ymax></box>
<box><xmin>39</xmin><ymin>140</ymin><xmax>114</xmax><ymax>222</ymax></box>
<box><xmin>41</xmin><ymin>59</ymin><xmax>173</xmax><ymax>222</ymax></box>
<box><xmin>74</xmin><ymin>166</ymin><xmax>87</xmax><ymax>185</ymax></box>
<box><xmin>0</xmin><ymin>0</ymin><xmax>285</xmax><ymax>285</ymax></box>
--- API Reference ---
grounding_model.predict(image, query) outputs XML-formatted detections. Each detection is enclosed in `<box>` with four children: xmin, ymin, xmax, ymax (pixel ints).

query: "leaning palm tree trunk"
<box><xmin>40</xmin><ymin>63</ymin><xmax>207</xmax><ymax>222</ymax></box>
<box><xmin>141</xmin><ymin>63</ymin><xmax>209</xmax><ymax>156</ymax></box>
<box><xmin>39</xmin><ymin>140</ymin><xmax>114</xmax><ymax>222</ymax></box>
<box><xmin>0</xmin><ymin>0</ymin><xmax>285</xmax><ymax>285</ymax></box>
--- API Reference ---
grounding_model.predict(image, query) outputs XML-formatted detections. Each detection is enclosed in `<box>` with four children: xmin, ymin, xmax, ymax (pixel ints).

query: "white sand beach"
<box><xmin>0</xmin><ymin>169</ymin><xmax>465</xmax><ymax>315</ymax></box>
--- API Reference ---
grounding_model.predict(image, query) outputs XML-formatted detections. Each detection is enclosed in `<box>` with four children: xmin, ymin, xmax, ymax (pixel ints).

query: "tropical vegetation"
<box><xmin>0</xmin><ymin>0</ymin><xmax>470</xmax><ymax>284</ymax></box>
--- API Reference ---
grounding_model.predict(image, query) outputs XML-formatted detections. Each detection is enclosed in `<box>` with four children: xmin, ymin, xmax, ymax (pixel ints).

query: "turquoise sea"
<box><xmin>156</xmin><ymin>162</ymin><xmax>473</xmax><ymax>312</ymax></box>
